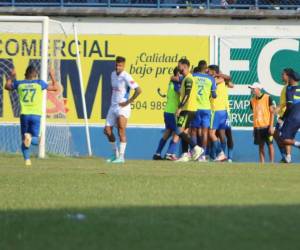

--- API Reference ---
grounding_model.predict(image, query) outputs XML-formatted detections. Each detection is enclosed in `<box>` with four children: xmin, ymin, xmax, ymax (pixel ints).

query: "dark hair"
<box><xmin>295</xmin><ymin>72</ymin><xmax>300</xmax><ymax>81</ymax></box>
<box><xmin>208</xmin><ymin>64</ymin><xmax>220</xmax><ymax>74</ymax></box>
<box><xmin>116</xmin><ymin>56</ymin><xmax>126</xmax><ymax>63</ymax></box>
<box><xmin>193</xmin><ymin>66</ymin><xmax>201</xmax><ymax>73</ymax></box>
<box><xmin>178</xmin><ymin>58</ymin><xmax>190</xmax><ymax>67</ymax></box>
<box><xmin>173</xmin><ymin>66</ymin><xmax>180</xmax><ymax>76</ymax></box>
<box><xmin>25</xmin><ymin>65</ymin><xmax>37</xmax><ymax>78</ymax></box>
<box><xmin>283</xmin><ymin>68</ymin><xmax>300</xmax><ymax>81</ymax></box>
<box><xmin>198</xmin><ymin>60</ymin><xmax>207</xmax><ymax>71</ymax></box>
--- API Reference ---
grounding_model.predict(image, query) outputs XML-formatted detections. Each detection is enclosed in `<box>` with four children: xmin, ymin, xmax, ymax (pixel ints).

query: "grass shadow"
<box><xmin>1</xmin><ymin>205</ymin><xmax>300</xmax><ymax>250</ymax></box>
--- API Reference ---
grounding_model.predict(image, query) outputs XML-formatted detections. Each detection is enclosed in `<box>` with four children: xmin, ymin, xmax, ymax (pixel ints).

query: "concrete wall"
<box><xmin>58</xmin><ymin>16</ymin><xmax>300</xmax><ymax>37</ymax></box>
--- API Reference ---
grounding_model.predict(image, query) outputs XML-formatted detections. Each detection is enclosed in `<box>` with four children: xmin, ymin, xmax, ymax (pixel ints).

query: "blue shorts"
<box><xmin>20</xmin><ymin>114</ymin><xmax>41</xmax><ymax>138</ymax></box>
<box><xmin>280</xmin><ymin>116</ymin><xmax>300</xmax><ymax>140</ymax></box>
<box><xmin>190</xmin><ymin>109</ymin><xmax>211</xmax><ymax>129</ymax></box>
<box><xmin>211</xmin><ymin>110</ymin><xmax>228</xmax><ymax>130</ymax></box>
<box><xmin>164</xmin><ymin>112</ymin><xmax>177</xmax><ymax>131</ymax></box>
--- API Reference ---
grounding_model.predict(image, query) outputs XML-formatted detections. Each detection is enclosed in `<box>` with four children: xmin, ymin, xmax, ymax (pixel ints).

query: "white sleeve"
<box><xmin>124</xmin><ymin>73</ymin><xmax>139</xmax><ymax>89</ymax></box>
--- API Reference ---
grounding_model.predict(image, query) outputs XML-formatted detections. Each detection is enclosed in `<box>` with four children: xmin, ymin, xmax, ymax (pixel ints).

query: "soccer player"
<box><xmin>249</xmin><ymin>82</ymin><xmax>275</xmax><ymax>163</ymax></box>
<box><xmin>153</xmin><ymin>67</ymin><xmax>181</xmax><ymax>160</ymax></box>
<box><xmin>5</xmin><ymin>65</ymin><xmax>58</xmax><ymax>166</ymax></box>
<box><xmin>190</xmin><ymin>65</ymin><xmax>217</xmax><ymax>161</ymax></box>
<box><xmin>104</xmin><ymin>56</ymin><xmax>142</xmax><ymax>164</ymax></box>
<box><xmin>274</xmin><ymin>69</ymin><xmax>291</xmax><ymax>163</ymax></box>
<box><xmin>279</xmin><ymin>70</ymin><xmax>300</xmax><ymax>163</ymax></box>
<box><xmin>223</xmin><ymin>79</ymin><xmax>234</xmax><ymax>162</ymax></box>
<box><xmin>173</xmin><ymin>58</ymin><xmax>204</xmax><ymax>162</ymax></box>
<box><xmin>207</xmin><ymin>65</ymin><xmax>229</xmax><ymax>161</ymax></box>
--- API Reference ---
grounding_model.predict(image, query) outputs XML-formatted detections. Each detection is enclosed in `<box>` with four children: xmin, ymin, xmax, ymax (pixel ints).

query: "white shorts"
<box><xmin>105</xmin><ymin>105</ymin><xmax>131</xmax><ymax>127</ymax></box>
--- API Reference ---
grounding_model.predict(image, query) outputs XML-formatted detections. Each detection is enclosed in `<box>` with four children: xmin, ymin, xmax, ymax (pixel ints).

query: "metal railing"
<box><xmin>0</xmin><ymin>0</ymin><xmax>299</xmax><ymax>9</ymax></box>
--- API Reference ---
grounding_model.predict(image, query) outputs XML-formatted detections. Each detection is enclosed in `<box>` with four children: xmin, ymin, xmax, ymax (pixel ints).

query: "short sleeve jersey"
<box><xmin>165</xmin><ymin>81</ymin><xmax>180</xmax><ymax>114</ymax></box>
<box><xmin>193</xmin><ymin>73</ymin><xmax>216</xmax><ymax>110</ymax></box>
<box><xmin>111</xmin><ymin>71</ymin><xmax>139</xmax><ymax>106</ymax></box>
<box><xmin>180</xmin><ymin>73</ymin><xmax>198</xmax><ymax>112</ymax></box>
<box><xmin>13</xmin><ymin>79</ymin><xmax>48</xmax><ymax>116</ymax></box>
<box><xmin>211</xmin><ymin>81</ymin><xmax>228</xmax><ymax>111</ymax></box>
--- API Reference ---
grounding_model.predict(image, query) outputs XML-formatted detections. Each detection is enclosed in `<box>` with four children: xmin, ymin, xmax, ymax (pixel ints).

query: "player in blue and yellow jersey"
<box><xmin>274</xmin><ymin>68</ymin><xmax>291</xmax><ymax>163</ymax></box>
<box><xmin>5</xmin><ymin>65</ymin><xmax>58</xmax><ymax>166</ymax></box>
<box><xmin>172</xmin><ymin>58</ymin><xmax>204</xmax><ymax>162</ymax></box>
<box><xmin>279</xmin><ymin>69</ymin><xmax>300</xmax><ymax>163</ymax></box>
<box><xmin>153</xmin><ymin>67</ymin><xmax>181</xmax><ymax>160</ymax></box>
<box><xmin>208</xmin><ymin>65</ymin><xmax>229</xmax><ymax>162</ymax></box>
<box><xmin>190</xmin><ymin>62</ymin><xmax>216</xmax><ymax>161</ymax></box>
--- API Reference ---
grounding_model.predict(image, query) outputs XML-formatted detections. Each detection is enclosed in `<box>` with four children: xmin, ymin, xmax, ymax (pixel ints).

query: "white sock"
<box><xmin>110</xmin><ymin>142</ymin><xmax>119</xmax><ymax>157</ymax></box>
<box><xmin>294</xmin><ymin>141</ymin><xmax>300</xmax><ymax>147</ymax></box>
<box><xmin>119</xmin><ymin>142</ymin><xmax>127</xmax><ymax>159</ymax></box>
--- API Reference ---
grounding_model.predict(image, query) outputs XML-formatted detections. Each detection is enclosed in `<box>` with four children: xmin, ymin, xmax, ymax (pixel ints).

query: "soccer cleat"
<box><xmin>106</xmin><ymin>155</ymin><xmax>117</xmax><ymax>163</ymax></box>
<box><xmin>176</xmin><ymin>153</ymin><xmax>191</xmax><ymax>162</ymax></box>
<box><xmin>284</xmin><ymin>154</ymin><xmax>292</xmax><ymax>164</ymax></box>
<box><xmin>25</xmin><ymin>159</ymin><xmax>32</xmax><ymax>167</ymax></box>
<box><xmin>165</xmin><ymin>153</ymin><xmax>178</xmax><ymax>161</ymax></box>
<box><xmin>191</xmin><ymin>146</ymin><xmax>204</xmax><ymax>161</ymax></box>
<box><xmin>111</xmin><ymin>158</ymin><xmax>125</xmax><ymax>164</ymax></box>
<box><xmin>279</xmin><ymin>158</ymin><xmax>286</xmax><ymax>163</ymax></box>
<box><xmin>227</xmin><ymin>159</ymin><xmax>233</xmax><ymax>163</ymax></box>
<box><xmin>24</xmin><ymin>133</ymin><xmax>32</xmax><ymax>148</ymax></box>
<box><xmin>198</xmin><ymin>155</ymin><xmax>208</xmax><ymax>162</ymax></box>
<box><xmin>152</xmin><ymin>154</ymin><xmax>163</xmax><ymax>160</ymax></box>
<box><xmin>214</xmin><ymin>152</ymin><xmax>227</xmax><ymax>162</ymax></box>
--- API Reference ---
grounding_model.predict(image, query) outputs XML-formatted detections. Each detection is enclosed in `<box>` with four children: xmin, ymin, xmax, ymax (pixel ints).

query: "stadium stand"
<box><xmin>0</xmin><ymin>0</ymin><xmax>299</xmax><ymax>9</ymax></box>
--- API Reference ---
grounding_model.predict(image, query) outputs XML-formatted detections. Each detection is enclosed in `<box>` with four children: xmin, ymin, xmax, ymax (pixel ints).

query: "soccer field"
<box><xmin>1</xmin><ymin>156</ymin><xmax>300</xmax><ymax>250</ymax></box>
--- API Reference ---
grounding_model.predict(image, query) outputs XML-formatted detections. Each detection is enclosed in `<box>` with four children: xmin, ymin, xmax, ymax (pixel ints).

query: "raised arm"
<box><xmin>226</xmin><ymin>81</ymin><xmax>234</xmax><ymax>88</ymax></box>
<box><xmin>216</xmin><ymin>73</ymin><xmax>231</xmax><ymax>82</ymax></box>
<box><xmin>47</xmin><ymin>68</ymin><xmax>59</xmax><ymax>92</ymax></box>
<box><xmin>5</xmin><ymin>68</ymin><xmax>16</xmax><ymax>91</ymax></box>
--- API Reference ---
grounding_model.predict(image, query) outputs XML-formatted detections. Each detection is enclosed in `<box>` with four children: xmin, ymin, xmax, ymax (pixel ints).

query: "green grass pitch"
<box><xmin>1</xmin><ymin>155</ymin><xmax>300</xmax><ymax>250</ymax></box>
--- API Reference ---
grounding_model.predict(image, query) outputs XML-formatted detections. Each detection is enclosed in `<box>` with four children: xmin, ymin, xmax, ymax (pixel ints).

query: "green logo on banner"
<box><xmin>219</xmin><ymin>37</ymin><xmax>300</xmax><ymax>127</ymax></box>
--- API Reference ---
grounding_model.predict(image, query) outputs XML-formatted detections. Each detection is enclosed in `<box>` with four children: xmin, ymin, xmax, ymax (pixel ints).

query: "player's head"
<box><xmin>282</xmin><ymin>68</ymin><xmax>299</xmax><ymax>84</ymax></box>
<box><xmin>193</xmin><ymin>66</ymin><xmax>201</xmax><ymax>74</ymax></box>
<box><xmin>178</xmin><ymin>58</ymin><xmax>190</xmax><ymax>75</ymax></box>
<box><xmin>115</xmin><ymin>56</ymin><xmax>126</xmax><ymax>74</ymax></box>
<box><xmin>249</xmin><ymin>82</ymin><xmax>263</xmax><ymax>96</ymax></box>
<box><xmin>282</xmin><ymin>68</ymin><xmax>290</xmax><ymax>83</ymax></box>
<box><xmin>208</xmin><ymin>65</ymin><xmax>220</xmax><ymax>76</ymax></box>
<box><xmin>173</xmin><ymin>66</ymin><xmax>180</xmax><ymax>76</ymax></box>
<box><xmin>25</xmin><ymin>65</ymin><xmax>38</xmax><ymax>80</ymax></box>
<box><xmin>198</xmin><ymin>60</ymin><xmax>207</xmax><ymax>73</ymax></box>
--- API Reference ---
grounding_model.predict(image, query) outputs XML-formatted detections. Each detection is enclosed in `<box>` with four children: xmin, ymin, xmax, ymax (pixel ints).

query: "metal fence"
<box><xmin>0</xmin><ymin>0</ymin><xmax>299</xmax><ymax>9</ymax></box>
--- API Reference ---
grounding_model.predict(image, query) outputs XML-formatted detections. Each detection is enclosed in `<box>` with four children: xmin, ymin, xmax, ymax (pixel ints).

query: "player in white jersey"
<box><xmin>104</xmin><ymin>56</ymin><xmax>142</xmax><ymax>163</ymax></box>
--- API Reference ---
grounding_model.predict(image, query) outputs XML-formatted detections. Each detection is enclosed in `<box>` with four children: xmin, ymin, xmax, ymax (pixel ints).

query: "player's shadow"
<box><xmin>1</xmin><ymin>205</ymin><xmax>300</xmax><ymax>249</ymax></box>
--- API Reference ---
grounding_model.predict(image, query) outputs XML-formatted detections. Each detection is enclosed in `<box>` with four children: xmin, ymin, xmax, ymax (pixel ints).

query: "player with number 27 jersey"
<box><xmin>13</xmin><ymin>79</ymin><xmax>48</xmax><ymax>116</ymax></box>
<box><xmin>5</xmin><ymin>65</ymin><xmax>58</xmax><ymax>166</ymax></box>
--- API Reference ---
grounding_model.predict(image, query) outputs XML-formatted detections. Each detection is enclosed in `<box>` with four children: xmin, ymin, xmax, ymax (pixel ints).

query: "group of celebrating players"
<box><xmin>152</xmin><ymin>59</ymin><xmax>234</xmax><ymax>163</ymax></box>
<box><xmin>4</xmin><ymin>55</ymin><xmax>300</xmax><ymax>165</ymax></box>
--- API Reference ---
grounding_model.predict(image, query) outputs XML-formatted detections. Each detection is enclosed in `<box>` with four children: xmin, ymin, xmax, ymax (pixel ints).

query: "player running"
<box><xmin>5</xmin><ymin>65</ymin><xmax>58</xmax><ymax>166</ymax></box>
<box><xmin>104</xmin><ymin>56</ymin><xmax>142</xmax><ymax>164</ymax></box>
<box><xmin>207</xmin><ymin>65</ymin><xmax>229</xmax><ymax>162</ymax></box>
<box><xmin>153</xmin><ymin>67</ymin><xmax>181</xmax><ymax>160</ymax></box>
<box><xmin>174</xmin><ymin>58</ymin><xmax>204</xmax><ymax>162</ymax></box>
<box><xmin>279</xmin><ymin>70</ymin><xmax>300</xmax><ymax>163</ymax></box>
<box><xmin>190</xmin><ymin>64</ymin><xmax>217</xmax><ymax>162</ymax></box>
